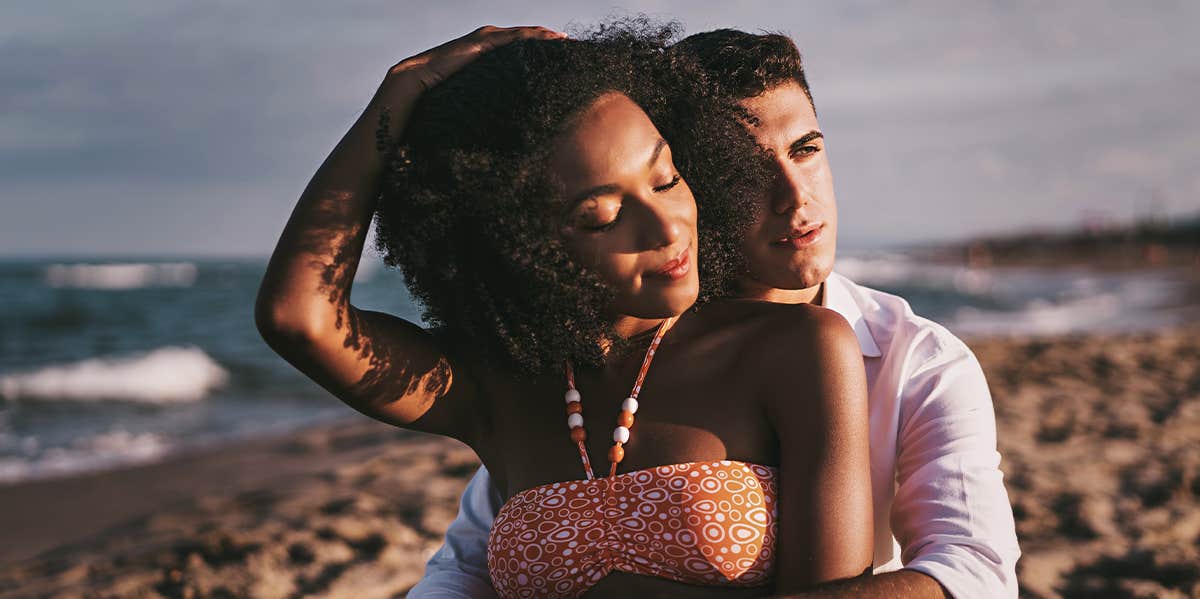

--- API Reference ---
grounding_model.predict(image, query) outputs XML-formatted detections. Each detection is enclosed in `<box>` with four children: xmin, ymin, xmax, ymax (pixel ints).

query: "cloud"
<box><xmin>2</xmin><ymin>1</ymin><xmax>1198</xmax><ymax>254</ymax></box>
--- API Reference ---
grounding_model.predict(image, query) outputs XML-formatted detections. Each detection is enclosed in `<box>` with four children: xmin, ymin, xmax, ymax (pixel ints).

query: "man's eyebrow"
<box><xmin>788</xmin><ymin>131</ymin><xmax>824</xmax><ymax>155</ymax></box>
<box><xmin>568</xmin><ymin>138</ymin><xmax>668</xmax><ymax>206</ymax></box>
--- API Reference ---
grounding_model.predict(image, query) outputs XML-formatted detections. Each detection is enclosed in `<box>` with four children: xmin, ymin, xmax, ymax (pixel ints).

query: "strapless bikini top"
<box><xmin>487</xmin><ymin>460</ymin><xmax>778</xmax><ymax>599</ymax></box>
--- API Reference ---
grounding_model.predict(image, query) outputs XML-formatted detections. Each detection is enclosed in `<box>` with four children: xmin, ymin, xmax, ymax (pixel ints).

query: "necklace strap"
<box><xmin>563</xmin><ymin>360</ymin><xmax>595</xmax><ymax>480</ymax></box>
<box><xmin>563</xmin><ymin>315</ymin><xmax>678</xmax><ymax>480</ymax></box>
<box><xmin>629</xmin><ymin>316</ymin><xmax>675</xmax><ymax>400</ymax></box>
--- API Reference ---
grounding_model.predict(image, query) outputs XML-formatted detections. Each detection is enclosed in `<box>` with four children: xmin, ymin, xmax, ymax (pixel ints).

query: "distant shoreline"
<box><xmin>911</xmin><ymin>215</ymin><xmax>1200</xmax><ymax>271</ymax></box>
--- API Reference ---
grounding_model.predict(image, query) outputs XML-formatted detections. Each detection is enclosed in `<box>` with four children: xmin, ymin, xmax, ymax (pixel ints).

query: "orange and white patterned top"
<box><xmin>487</xmin><ymin>460</ymin><xmax>778</xmax><ymax>599</ymax></box>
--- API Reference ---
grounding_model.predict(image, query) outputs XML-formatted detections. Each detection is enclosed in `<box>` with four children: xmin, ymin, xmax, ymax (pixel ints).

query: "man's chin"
<box><xmin>754</xmin><ymin>265</ymin><xmax>832</xmax><ymax>292</ymax></box>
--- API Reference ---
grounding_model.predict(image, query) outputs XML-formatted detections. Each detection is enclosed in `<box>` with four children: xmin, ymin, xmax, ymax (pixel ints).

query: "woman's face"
<box><xmin>551</xmin><ymin>93</ymin><xmax>700</xmax><ymax>320</ymax></box>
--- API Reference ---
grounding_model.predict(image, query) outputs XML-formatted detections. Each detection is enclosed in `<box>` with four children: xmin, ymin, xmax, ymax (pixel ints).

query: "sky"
<box><xmin>2</xmin><ymin>1</ymin><xmax>1198</xmax><ymax>257</ymax></box>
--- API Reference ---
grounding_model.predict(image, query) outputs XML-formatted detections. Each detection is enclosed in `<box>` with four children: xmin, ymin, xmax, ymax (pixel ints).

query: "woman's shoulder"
<box><xmin>691</xmin><ymin>300</ymin><xmax>862</xmax><ymax>399</ymax></box>
<box><xmin>692</xmin><ymin>299</ymin><xmax>854</xmax><ymax>349</ymax></box>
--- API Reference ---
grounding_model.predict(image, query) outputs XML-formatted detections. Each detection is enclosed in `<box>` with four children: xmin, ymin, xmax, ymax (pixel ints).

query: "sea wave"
<box><xmin>836</xmin><ymin>254</ymin><xmax>1193</xmax><ymax>337</ymax></box>
<box><xmin>44</xmin><ymin>262</ymin><xmax>198</xmax><ymax>289</ymax></box>
<box><xmin>945</xmin><ymin>272</ymin><xmax>1190</xmax><ymax>338</ymax></box>
<box><xmin>0</xmin><ymin>429</ymin><xmax>169</xmax><ymax>484</ymax></box>
<box><xmin>835</xmin><ymin>254</ymin><xmax>995</xmax><ymax>295</ymax></box>
<box><xmin>0</xmin><ymin>346</ymin><xmax>229</xmax><ymax>404</ymax></box>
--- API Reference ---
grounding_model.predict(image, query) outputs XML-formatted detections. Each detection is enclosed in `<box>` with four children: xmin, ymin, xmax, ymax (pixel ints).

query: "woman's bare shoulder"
<box><xmin>693</xmin><ymin>299</ymin><xmax>854</xmax><ymax>350</ymax></box>
<box><xmin>693</xmin><ymin>300</ymin><xmax>864</xmax><ymax>413</ymax></box>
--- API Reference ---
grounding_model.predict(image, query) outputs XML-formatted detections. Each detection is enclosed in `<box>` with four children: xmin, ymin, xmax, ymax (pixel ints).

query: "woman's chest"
<box><xmin>480</xmin><ymin>365</ymin><xmax>776</xmax><ymax>498</ymax></box>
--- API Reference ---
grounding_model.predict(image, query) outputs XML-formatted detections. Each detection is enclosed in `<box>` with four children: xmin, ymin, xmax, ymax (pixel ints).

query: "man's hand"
<box><xmin>770</xmin><ymin>569</ymin><xmax>951</xmax><ymax>599</ymax></box>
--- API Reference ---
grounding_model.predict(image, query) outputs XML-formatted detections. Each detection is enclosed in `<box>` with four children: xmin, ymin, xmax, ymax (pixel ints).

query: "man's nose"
<box><xmin>770</xmin><ymin>162</ymin><xmax>811</xmax><ymax>215</ymax></box>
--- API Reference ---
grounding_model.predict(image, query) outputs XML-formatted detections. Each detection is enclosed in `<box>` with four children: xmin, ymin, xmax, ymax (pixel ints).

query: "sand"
<box><xmin>970</xmin><ymin>327</ymin><xmax>1200</xmax><ymax>598</ymax></box>
<box><xmin>2</xmin><ymin>326</ymin><xmax>1198</xmax><ymax>598</ymax></box>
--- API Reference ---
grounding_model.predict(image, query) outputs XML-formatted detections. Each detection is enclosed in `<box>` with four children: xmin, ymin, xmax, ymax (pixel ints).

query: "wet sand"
<box><xmin>2</xmin><ymin>326</ymin><xmax>1198</xmax><ymax>598</ymax></box>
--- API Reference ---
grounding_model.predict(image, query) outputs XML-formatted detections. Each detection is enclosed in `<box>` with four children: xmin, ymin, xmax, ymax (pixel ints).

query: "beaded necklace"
<box><xmin>562</xmin><ymin>315</ymin><xmax>678</xmax><ymax>480</ymax></box>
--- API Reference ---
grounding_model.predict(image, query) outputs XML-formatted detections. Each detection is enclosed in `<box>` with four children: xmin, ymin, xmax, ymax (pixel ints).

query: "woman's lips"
<box><xmin>648</xmin><ymin>246</ymin><xmax>691</xmax><ymax>281</ymax></box>
<box><xmin>772</xmin><ymin>223</ymin><xmax>825</xmax><ymax>250</ymax></box>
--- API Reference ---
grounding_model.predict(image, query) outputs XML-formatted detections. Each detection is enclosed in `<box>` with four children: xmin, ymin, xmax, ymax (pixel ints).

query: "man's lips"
<box><xmin>771</xmin><ymin>223</ymin><xmax>825</xmax><ymax>249</ymax></box>
<box><xmin>648</xmin><ymin>246</ymin><xmax>691</xmax><ymax>280</ymax></box>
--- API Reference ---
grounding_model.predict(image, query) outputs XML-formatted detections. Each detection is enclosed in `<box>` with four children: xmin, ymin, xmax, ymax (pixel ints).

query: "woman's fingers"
<box><xmin>441</xmin><ymin>26</ymin><xmax>567</xmax><ymax>73</ymax></box>
<box><xmin>391</xmin><ymin>25</ymin><xmax>567</xmax><ymax>90</ymax></box>
<box><xmin>375</xmin><ymin>25</ymin><xmax>567</xmax><ymax>114</ymax></box>
<box><xmin>473</xmin><ymin>25</ymin><xmax>567</xmax><ymax>51</ymax></box>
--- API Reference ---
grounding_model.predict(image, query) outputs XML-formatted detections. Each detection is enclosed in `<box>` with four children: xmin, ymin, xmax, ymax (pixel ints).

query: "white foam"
<box><xmin>0</xmin><ymin>345</ymin><xmax>229</xmax><ymax>404</ymax></box>
<box><xmin>838</xmin><ymin>254</ymin><xmax>1192</xmax><ymax>337</ymax></box>
<box><xmin>44</xmin><ymin>262</ymin><xmax>198</xmax><ymax>289</ymax></box>
<box><xmin>948</xmin><ymin>277</ymin><xmax>1186</xmax><ymax>337</ymax></box>
<box><xmin>0</xmin><ymin>429</ymin><xmax>169</xmax><ymax>483</ymax></box>
<box><xmin>835</xmin><ymin>254</ymin><xmax>995</xmax><ymax>295</ymax></box>
<box><xmin>950</xmin><ymin>294</ymin><xmax>1122</xmax><ymax>337</ymax></box>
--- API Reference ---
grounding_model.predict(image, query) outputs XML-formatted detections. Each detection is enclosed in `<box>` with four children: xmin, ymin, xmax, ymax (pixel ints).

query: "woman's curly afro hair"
<box><xmin>374</xmin><ymin>18</ymin><xmax>767</xmax><ymax>373</ymax></box>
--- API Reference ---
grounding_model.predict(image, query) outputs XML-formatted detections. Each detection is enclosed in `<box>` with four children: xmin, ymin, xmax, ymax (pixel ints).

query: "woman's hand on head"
<box><xmin>396</xmin><ymin>25</ymin><xmax>566</xmax><ymax>88</ymax></box>
<box><xmin>377</xmin><ymin>25</ymin><xmax>566</xmax><ymax>104</ymax></box>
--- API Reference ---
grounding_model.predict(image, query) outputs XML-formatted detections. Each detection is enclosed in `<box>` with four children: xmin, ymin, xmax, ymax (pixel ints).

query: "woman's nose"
<box><xmin>636</xmin><ymin>197</ymin><xmax>684</xmax><ymax>250</ymax></box>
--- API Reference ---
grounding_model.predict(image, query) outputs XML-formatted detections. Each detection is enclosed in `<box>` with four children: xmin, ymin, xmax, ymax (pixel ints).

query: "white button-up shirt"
<box><xmin>408</xmin><ymin>272</ymin><xmax>1021</xmax><ymax>598</ymax></box>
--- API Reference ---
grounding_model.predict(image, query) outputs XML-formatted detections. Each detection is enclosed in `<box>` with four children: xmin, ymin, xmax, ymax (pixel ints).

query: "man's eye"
<box><xmin>790</xmin><ymin>145</ymin><xmax>820</xmax><ymax>159</ymax></box>
<box><xmin>653</xmin><ymin>174</ymin><xmax>682</xmax><ymax>193</ymax></box>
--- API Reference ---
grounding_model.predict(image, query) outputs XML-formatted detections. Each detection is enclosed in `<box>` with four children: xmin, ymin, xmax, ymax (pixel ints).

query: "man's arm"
<box><xmin>407</xmin><ymin>466</ymin><xmax>502</xmax><ymax>599</ymax></box>
<box><xmin>888</xmin><ymin>340</ymin><xmax>1021</xmax><ymax>598</ymax></box>
<box><xmin>771</xmin><ymin>569</ymin><xmax>948</xmax><ymax>598</ymax></box>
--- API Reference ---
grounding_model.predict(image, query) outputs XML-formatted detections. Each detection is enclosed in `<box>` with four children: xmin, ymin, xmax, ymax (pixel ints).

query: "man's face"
<box><xmin>738</xmin><ymin>81</ymin><xmax>838</xmax><ymax>297</ymax></box>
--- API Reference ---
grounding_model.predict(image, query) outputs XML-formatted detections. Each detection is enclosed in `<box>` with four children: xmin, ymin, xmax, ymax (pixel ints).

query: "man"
<box><xmin>409</xmin><ymin>30</ymin><xmax>1020</xmax><ymax>599</ymax></box>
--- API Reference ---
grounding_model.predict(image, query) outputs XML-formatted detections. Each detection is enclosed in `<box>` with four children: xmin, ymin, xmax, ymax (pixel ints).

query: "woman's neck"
<box><xmin>600</xmin><ymin>315</ymin><xmax>669</xmax><ymax>357</ymax></box>
<box><xmin>611</xmin><ymin>315</ymin><xmax>667</xmax><ymax>340</ymax></box>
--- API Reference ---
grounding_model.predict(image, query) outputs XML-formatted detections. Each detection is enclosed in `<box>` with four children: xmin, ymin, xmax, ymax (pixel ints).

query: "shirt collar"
<box><xmin>819</xmin><ymin>272</ymin><xmax>882</xmax><ymax>358</ymax></box>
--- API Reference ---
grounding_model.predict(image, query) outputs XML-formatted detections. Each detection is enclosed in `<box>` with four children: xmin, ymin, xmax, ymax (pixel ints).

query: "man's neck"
<box><xmin>737</xmin><ymin>281</ymin><xmax>825</xmax><ymax>306</ymax></box>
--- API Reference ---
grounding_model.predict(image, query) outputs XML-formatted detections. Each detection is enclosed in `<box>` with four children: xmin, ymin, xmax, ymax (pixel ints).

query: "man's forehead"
<box><xmin>738</xmin><ymin>82</ymin><xmax>819</xmax><ymax>145</ymax></box>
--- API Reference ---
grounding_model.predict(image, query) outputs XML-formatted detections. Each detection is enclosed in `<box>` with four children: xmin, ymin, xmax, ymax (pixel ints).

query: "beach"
<box><xmin>5</xmin><ymin>1</ymin><xmax>1198</xmax><ymax>596</ymax></box>
<box><xmin>1</xmin><ymin>324</ymin><xmax>1197</xmax><ymax>598</ymax></box>
<box><xmin>973</xmin><ymin>327</ymin><xmax>1200</xmax><ymax>598</ymax></box>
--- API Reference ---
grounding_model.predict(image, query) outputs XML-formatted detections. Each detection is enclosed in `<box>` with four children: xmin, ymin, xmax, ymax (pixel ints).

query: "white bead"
<box><xmin>613</xmin><ymin>426</ymin><xmax>630</xmax><ymax>444</ymax></box>
<box><xmin>621</xmin><ymin>397</ymin><xmax>639</xmax><ymax>414</ymax></box>
<box><xmin>564</xmin><ymin>389</ymin><xmax>581</xmax><ymax>404</ymax></box>
<box><xmin>567</xmin><ymin>413</ymin><xmax>584</xmax><ymax>428</ymax></box>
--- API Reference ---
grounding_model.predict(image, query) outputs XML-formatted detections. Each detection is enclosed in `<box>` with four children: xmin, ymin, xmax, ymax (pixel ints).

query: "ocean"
<box><xmin>0</xmin><ymin>254</ymin><xmax>1194</xmax><ymax>484</ymax></box>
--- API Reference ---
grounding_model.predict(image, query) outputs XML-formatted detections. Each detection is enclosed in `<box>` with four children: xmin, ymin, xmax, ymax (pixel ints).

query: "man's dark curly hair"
<box><xmin>373</xmin><ymin>19</ymin><xmax>766</xmax><ymax>373</ymax></box>
<box><xmin>673</xmin><ymin>29</ymin><xmax>815</xmax><ymax>111</ymax></box>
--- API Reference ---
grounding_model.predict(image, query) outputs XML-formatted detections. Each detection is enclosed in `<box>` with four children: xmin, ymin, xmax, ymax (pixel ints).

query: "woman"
<box><xmin>257</xmin><ymin>22</ymin><xmax>872</xmax><ymax>598</ymax></box>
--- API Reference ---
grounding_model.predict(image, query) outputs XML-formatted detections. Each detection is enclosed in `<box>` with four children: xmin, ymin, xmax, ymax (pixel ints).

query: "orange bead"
<box><xmin>566</xmin><ymin>402</ymin><xmax>583</xmax><ymax>415</ymax></box>
<box><xmin>570</xmin><ymin>426</ymin><xmax>587</xmax><ymax>443</ymax></box>
<box><xmin>608</xmin><ymin>443</ymin><xmax>625</xmax><ymax>464</ymax></box>
<box><xmin>617</xmin><ymin>410</ymin><xmax>634</xmax><ymax>428</ymax></box>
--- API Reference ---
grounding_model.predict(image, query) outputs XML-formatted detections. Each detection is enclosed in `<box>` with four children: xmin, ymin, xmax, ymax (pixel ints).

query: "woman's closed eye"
<box><xmin>583</xmin><ymin>211</ymin><xmax>621</xmax><ymax>232</ymax></box>
<box><xmin>577</xmin><ymin>174</ymin><xmax>681</xmax><ymax>232</ymax></box>
<box><xmin>653</xmin><ymin>174</ymin><xmax>682</xmax><ymax>193</ymax></box>
<box><xmin>574</xmin><ymin>199</ymin><xmax>621</xmax><ymax>232</ymax></box>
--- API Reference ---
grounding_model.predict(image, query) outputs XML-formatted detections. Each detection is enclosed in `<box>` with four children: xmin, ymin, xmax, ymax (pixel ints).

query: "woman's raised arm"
<box><xmin>254</xmin><ymin>26</ymin><xmax>564</xmax><ymax>441</ymax></box>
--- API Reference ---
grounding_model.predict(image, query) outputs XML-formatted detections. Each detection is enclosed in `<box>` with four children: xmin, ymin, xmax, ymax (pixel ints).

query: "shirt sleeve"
<box><xmin>890</xmin><ymin>336</ymin><xmax>1021</xmax><ymax>599</ymax></box>
<box><xmin>407</xmin><ymin>465</ymin><xmax>503</xmax><ymax>599</ymax></box>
